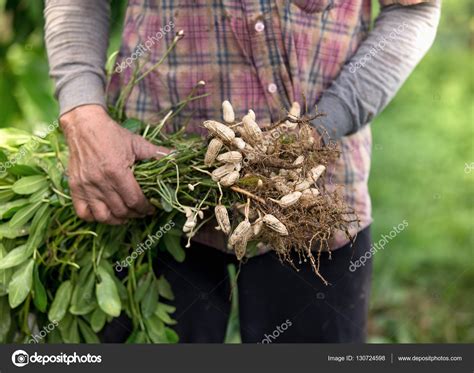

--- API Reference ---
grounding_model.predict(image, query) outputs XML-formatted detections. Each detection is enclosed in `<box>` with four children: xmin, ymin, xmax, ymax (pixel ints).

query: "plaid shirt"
<box><xmin>110</xmin><ymin>0</ymin><xmax>426</xmax><ymax>252</ymax></box>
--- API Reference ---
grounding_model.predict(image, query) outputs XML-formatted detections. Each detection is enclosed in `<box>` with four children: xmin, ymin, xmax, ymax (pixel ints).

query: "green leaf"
<box><xmin>8</xmin><ymin>200</ymin><xmax>42</xmax><ymax>228</ymax></box>
<box><xmin>8</xmin><ymin>259</ymin><xmax>34</xmax><ymax>308</ymax></box>
<box><xmin>154</xmin><ymin>303</ymin><xmax>177</xmax><ymax>325</ymax></box>
<box><xmin>90</xmin><ymin>308</ymin><xmax>107</xmax><ymax>333</ymax></box>
<box><xmin>78</xmin><ymin>318</ymin><xmax>100</xmax><ymax>343</ymax></box>
<box><xmin>0</xmin><ymin>128</ymin><xmax>32</xmax><ymax>147</ymax></box>
<box><xmin>126</xmin><ymin>330</ymin><xmax>148</xmax><ymax>343</ymax></box>
<box><xmin>122</xmin><ymin>118</ymin><xmax>143</xmax><ymax>133</ymax></box>
<box><xmin>12</xmin><ymin>175</ymin><xmax>48</xmax><ymax>195</ymax></box>
<box><xmin>25</xmin><ymin>203</ymin><xmax>50</xmax><ymax>255</ymax></box>
<box><xmin>0</xmin><ymin>149</ymin><xmax>7</xmax><ymax>163</ymax></box>
<box><xmin>144</xmin><ymin>315</ymin><xmax>166</xmax><ymax>343</ymax></box>
<box><xmin>102</xmin><ymin>227</ymin><xmax>127</xmax><ymax>259</ymax></box>
<box><xmin>163</xmin><ymin>230</ymin><xmax>185</xmax><ymax>262</ymax></box>
<box><xmin>47</xmin><ymin>328</ymin><xmax>63</xmax><ymax>343</ymax></box>
<box><xmin>159</xmin><ymin>302</ymin><xmax>176</xmax><ymax>314</ymax></box>
<box><xmin>28</xmin><ymin>186</ymin><xmax>50</xmax><ymax>203</ymax></box>
<box><xmin>48</xmin><ymin>280</ymin><xmax>73</xmax><ymax>322</ymax></box>
<box><xmin>38</xmin><ymin>158</ymin><xmax>63</xmax><ymax>192</ymax></box>
<box><xmin>0</xmin><ymin>198</ymin><xmax>29</xmax><ymax>219</ymax></box>
<box><xmin>0</xmin><ymin>296</ymin><xmax>11</xmax><ymax>342</ymax></box>
<box><xmin>157</xmin><ymin>275</ymin><xmax>174</xmax><ymax>300</ymax></box>
<box><xmin>160</xmin><ymin>197</ymin><xmax>173</xmax><ymax>212</ymax></box>
<box><xmin>8</xmin><ymin>164</ymin><xmax>43</xmax><ymax>177</ymax></box>
<box><xmin>0</xmin><ymin>244</ymin><xmax>30</xmax><ymax>270</ymax></box>
<box><xmin>134</xmin><ymin>272</ymin><xmax>152</xmax><ymax>303</ymax></box>
<box><xmin>32</xmin><ymin>264</ymin><xmax>47</xmax><ymax>313</ymax></box>
<box><xmin>164</xmin><ymin>327</ymin><xmax>179</xmax><ymax>343</ymax></box>
<box><xmin>0</xmin><ymin>189</ymin><xmax>14</xmax><ymax>204</ymax></box>
<box><xmin>70</xmin><ymin>267</ymin><xmax>96</xmax><ymax>315</ymax></box>
<box><xmin>0</xmin><ymin>244</ymin><xmax>13</xmax><ymax>296</ymax></box>
<box><xmin>58</xmin><ymin>314</ymin><xmax>80</xmax><ymax>343</ymax></box>
<box><xmin>0</xmin><ymin>223</ymin><xmax>30</xmax><ymax>239</ymax></box>
<box><xmin>141</xmin><ymin>279</ymin><xmax>159</xmax><ymax>318</ymax></box>
<box><xmin>96</xmin><ymin>266</ymin><xmax>121</xmax><ymax>317</ymax></box>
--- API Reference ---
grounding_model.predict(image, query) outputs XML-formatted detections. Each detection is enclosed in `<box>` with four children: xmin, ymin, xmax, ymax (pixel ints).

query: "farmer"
<box><xmin>44</xmin><ymin>0</ymin><xmax>440</xmax><ymax>342</ymax></box>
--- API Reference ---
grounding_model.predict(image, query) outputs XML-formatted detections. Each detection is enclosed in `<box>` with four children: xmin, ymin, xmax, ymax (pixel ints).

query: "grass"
<box><xmin>368</xmin><ymin>47</ymin><xmax>474</xmax><ymax>342</ymax></box>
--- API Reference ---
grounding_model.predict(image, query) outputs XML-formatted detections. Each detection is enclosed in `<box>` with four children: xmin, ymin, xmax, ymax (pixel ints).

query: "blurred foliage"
<box><xmin>0</xmin><ymin>0</ymin><xmax>472</xmax><ymax>343</ymax></box>
<box><xmin>0</xmin><ymin>0</ymin><xmax>126</xmax><ymax>130</ymax></box>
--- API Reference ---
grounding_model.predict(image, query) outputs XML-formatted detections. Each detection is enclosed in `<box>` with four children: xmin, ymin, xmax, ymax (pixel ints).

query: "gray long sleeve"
<box><xmin>43</xmin><ymin>0</ymin><xmax>440</xmax><ymax>129</ymax></box>
<box><xmin>44</xmin><ymin>0</ymin><xmax>110</xmax><ymax>116</ymax></box>
<box><xmin>315</xmin><ymin>1</ymin><xmax>441</xmax><ymax>141</ymax></box>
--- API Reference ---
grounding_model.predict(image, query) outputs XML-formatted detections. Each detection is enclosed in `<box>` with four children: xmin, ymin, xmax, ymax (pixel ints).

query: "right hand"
<box><xmin>60</xmin><ymin>104</ymin><xmax>171</xmax><ymax>225</ymax></box>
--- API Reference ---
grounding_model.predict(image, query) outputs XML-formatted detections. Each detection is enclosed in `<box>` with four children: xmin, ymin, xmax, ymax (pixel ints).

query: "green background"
<box><xmin>0</xmin><ymin>0</ymin><xmax>472</xmax><ymax>343</ymax></box>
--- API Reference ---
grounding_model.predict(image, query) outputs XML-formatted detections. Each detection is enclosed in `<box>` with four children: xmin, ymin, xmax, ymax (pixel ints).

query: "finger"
<box><xmin>111</xmin><ymin>169</ymin><xmax>155</xmax><ymax>215</ymax></box>
<box><xmin>69</xmin><ymin>179</ymin><xmax>95</xmax><ymax>222</ymax></box>
<box><xmin>103</xmin><ymin>187</ymin><xmax>145</xmax><ymax>219</ymax></box>
<box><xmin>131</xmin><ymin>134</ymin><xmax>171</xmax><ymax>160</ymax></box>
<box><xmin>89</xmin><ymin>199</ymin><xmax>125</xmax><ymax>225</ymax></box>
<box><xmin>72</xmin><ymin>198</ymin><xmax>94</xmax><ymax>222</ymax></box>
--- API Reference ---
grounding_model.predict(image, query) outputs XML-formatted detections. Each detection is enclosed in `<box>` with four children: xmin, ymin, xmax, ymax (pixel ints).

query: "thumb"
<box><xmin>131</xmin><ymin>134</ymin><xmax>172</xmax><ymax>161</ymax></box>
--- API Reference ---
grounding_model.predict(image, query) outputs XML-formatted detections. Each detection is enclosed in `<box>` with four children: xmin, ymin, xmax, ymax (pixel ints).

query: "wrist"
<box><xmin>312</xmin><ymin>94</ymin><xmax>354</xmax><ymax>144</ymax></box>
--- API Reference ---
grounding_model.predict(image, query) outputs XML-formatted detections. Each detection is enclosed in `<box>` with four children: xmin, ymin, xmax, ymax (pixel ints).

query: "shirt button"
<box><xmin>255</xmin><ymin>21</ymin><xmax>265</xmax><ymax>32</ymax></box>
<box><xmin>267</xmin><ymin>83</ymin><xmax>277</xmax><ymax>93</ymax></box>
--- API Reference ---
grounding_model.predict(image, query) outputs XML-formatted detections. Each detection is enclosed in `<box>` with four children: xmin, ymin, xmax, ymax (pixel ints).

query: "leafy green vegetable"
<box><xmin>0</xmin><ymin>296</ymin><xmax>11</xmax><ymax>342</ymax></box>
<box><xmin>162</xmin><ymin>230</ymin><xmax>185</xmax><ymax>262</ymax></box>
<box><xmin>8</xmin><ymin>259</ymin><xmax>34</xmax><ymax>308</ymax></box>
<box><xmin>90</xmin><ymin>308</ymin><xmax>107</xmax><ymax>333</ymax></box>
<box><xmin>8</xmin><ymin>201</ymin><xmax>43</xmax><ymax>228</ymax></box>
<box><xmin>48</xmin><ymin>280</ymin><xmax>73</xmax><ymax>322</ymax></box>
<box><xmin>0</xmin><ymin>244</ymin><xmax>13</xmax><ymax>296</ymax></box>
<box><xmin>32</xmin><ymin>264</ymin><xmax>47</xmax><ymax>312</ymax></box>
<box><xmin>96</xmin><ymin>267</ymin><xmax>121</xmax><ymax>317</ymax></box>
<box><xmin>0</xmin><ymin>244</ymin><xmax>30</xmax><ymax>270</ymax></box>
<box><xmin>157</xmin><ymin>275</ymin><xmax>174</xmax><ymax>300</ymax></box>
<box><xmin>78</xmin><ymin>318</ymin><xmax>100</xmax><ymax>343</ymax></box>
<box><xmin>12</xmin><ymin>175</ymin><xmax>48</xmax><ymax>195</ymax></box>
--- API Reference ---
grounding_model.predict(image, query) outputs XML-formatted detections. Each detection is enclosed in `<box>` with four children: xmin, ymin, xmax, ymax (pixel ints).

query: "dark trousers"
<box><xmin>104</xmin><ymin>227</ymin><xmax>372</xmax><ymax>343</ymax></box>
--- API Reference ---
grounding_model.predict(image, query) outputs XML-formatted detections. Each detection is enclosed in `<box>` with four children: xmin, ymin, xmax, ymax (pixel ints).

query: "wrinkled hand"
<box><xmin>60</xmin><ymin>104</ymin><xmax>171</xmax><ymax>225</ymax></box>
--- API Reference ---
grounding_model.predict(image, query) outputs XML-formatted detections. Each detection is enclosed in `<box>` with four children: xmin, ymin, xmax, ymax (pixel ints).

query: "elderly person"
<box><xmin>44</xmin><ymin>0</ymin><xmax>440</xmax><ymax>342</ymax></box>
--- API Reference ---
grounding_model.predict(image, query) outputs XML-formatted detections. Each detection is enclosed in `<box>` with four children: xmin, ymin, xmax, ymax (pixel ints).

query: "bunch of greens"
<box><xmin>0</xmin><ymin>122</ymin><xmax>234</xmax><ymax>343</ymax></box>
<box><xmin>0</xmin><ymin>31</ymin><xmax>235</xmax><ymax>343</ymax></box>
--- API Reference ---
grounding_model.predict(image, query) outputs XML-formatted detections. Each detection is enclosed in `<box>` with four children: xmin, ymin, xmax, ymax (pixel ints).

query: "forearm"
<box><xmin>44</xmin><ymin>0</ymin><xmax>110</xmax><ymax>116</ymax></box>
<box><xmin>314</xmin><ymin>1</ymin><xmax>441</xmax><ymax>142</ymax></box>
